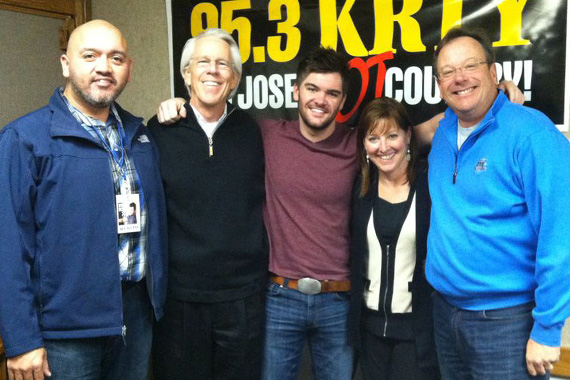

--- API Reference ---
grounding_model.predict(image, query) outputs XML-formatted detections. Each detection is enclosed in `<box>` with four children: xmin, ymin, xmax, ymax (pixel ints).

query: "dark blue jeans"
<box><xmin>432</xmin><ymin>292</ymin><xmax>549</xmax><ymax>380</ymax></box>
<box><xmin>262</xmin><ymin>281</ymin><xmax>354</xmax><ymax>380</ymax></box>
<box><xmin>44</xmin><ymin>280</ymin><xmax>152</xmax><ymax>380</ymax></box>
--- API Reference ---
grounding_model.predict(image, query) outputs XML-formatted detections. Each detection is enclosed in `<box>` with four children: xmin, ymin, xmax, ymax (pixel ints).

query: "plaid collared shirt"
<box><xmin>61</xmin><ymin>89</ymin><xmax>147</xmax><ymax>281</ymax></box>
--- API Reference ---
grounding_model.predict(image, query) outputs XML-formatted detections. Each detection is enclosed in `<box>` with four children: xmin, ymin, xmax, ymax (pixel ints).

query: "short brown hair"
<box><xmin>434</xmin><ymin>27</ymin><xmax>495</xmax><ymax>74</ymax></box>
<box><xmin>296</xmin><ymin>47</ymin><xmax>350</xmax><ymax>94</ymax></box>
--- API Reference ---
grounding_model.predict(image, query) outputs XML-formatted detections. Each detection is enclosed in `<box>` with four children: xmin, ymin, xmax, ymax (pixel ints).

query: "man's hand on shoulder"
<box><xmin>8</xmin><ymin>347</ymin><xmax>51</xmax><ymax>380</ymax></box>
<box><xmin>498</xmin><ymin>80</ymin><xmax>525</xmax><ymax>104</ymax></box>
<box><xmin>157</xmin><ymin>98</ymin><xmax>187</xmax><ymax>124</ymax></box>
<box><xmin>526</xmin><ymin>338</ymin><xmax>560</xmax><ymax>376</ymax></box>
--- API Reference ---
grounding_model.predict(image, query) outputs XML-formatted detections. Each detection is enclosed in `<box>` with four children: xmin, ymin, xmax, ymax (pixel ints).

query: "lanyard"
<box><xmin>93</xmin><ymin>122</ymin><xmax>127</xmax><ymax>177</ymax></box>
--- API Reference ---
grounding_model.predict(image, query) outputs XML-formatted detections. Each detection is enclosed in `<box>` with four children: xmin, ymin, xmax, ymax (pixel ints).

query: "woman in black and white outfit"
<box><xmin>348</xmin><ymin>97</ymin><xmax>439</xmax><ymax>380</ymax></box>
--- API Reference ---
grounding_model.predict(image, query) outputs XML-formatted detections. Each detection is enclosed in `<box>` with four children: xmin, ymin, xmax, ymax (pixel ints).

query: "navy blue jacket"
<box><xmin>0</xmin><ymin>90</ymin><xmax>168</xmax><ymax>357</ymax></box>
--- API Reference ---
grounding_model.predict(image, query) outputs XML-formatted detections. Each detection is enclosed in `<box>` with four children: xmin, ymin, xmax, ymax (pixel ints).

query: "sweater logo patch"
<box><xmin>137</xmin><ymin>134</ymin><xmax>150</xmax><ymax>143</ymax></box>
<box><xmin>475</xmin><ymin>158</ymin><xmax>487</xmax><ymax>173</ymax></box>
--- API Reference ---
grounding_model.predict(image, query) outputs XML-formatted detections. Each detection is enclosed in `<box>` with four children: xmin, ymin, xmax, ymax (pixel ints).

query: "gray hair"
<box><xmin>179</xmin><ymin>28</ymin><xmax>242</xmax><ymax>98</ymax></box>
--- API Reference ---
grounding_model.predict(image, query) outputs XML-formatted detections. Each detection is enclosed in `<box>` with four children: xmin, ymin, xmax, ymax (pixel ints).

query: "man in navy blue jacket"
<box><xmin>0</xmin><ymin>20</ymin><xmax>167</xmax><ymax>380</ymax></box>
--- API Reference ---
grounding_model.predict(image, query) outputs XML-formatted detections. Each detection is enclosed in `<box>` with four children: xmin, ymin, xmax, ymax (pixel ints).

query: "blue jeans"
<box><xmin>432</xmin><ymin>292</ymin><xmax>549</xmax><ymax>380</ymax></box>
<box><xmin>262</xmin><ymin>281</ymin><xmax>354</xmax><ymax>380</ymax></box>
<box><xmin>44</xmin><ymin>280</ymin><xmax>152</xmax><ymax>380</ymax></box>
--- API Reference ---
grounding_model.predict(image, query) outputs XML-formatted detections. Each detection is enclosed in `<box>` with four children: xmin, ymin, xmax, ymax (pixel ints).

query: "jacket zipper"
<box><xmin>453</xmin><ymin>161</ymin><xmax>458</xmax><ymax>184</ymax></box>
<box><xmin>205</xmin><ymin>107</ymin><xmax>237</xmax><ymax>158</ymax></box>
<box><xmin>453</xmin><ymin>141</ymin><xmax>464</xmax><ymax>184</ymax></box>
<box><xmin>382</xmin><ymin>243</ymin><xmax>390</xmax><ymax>336</ymax></box>
<box><xmin>453</xmin><ymin>140</ymin><xmax>462</xmax><ymax>184</ymax></box>
<box><xmin>146</xmin><ymin>261</ymin><xmax>154</xmax><ymax>319</ymax></box>
<box><xmin>122</xmin><ymin>324</ymin><xmax>127</xmax><ymax>345</ymax></box>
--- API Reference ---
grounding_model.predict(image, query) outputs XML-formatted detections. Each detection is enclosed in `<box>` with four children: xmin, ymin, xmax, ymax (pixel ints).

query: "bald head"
<box><xmin>61</xmin><ymin>20</ymin><xmax>132</xmax><ymax>121</ymax></box>
<box><xmin>66</xmin><ymin>20</ymin><xmax>129</xmax><ymax>57</ymax></box>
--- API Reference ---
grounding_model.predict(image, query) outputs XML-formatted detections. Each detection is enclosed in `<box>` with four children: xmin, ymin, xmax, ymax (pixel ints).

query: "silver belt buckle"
<box><xmin>297</xmin><ymin>278</ymin><xmax>322</xmax><ymax>295</ymax></box>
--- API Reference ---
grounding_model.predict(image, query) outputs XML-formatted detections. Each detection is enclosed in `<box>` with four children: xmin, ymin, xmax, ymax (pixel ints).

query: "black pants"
<box><xmin>152</xmin><ymin>292</ymin><xmax>265</xmax><ymax>380</ymax></box>
<box><xmin>359</xmin><ymin>329</ymin><xmax>440</xmax><ymax>380</ymax></box>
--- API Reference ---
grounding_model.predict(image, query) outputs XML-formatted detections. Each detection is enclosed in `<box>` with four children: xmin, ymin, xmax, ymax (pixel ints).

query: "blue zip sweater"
<box><xmin>0</xmin><ymin>90</ymin><xmax>168</xmax><ymax>357</ymax></box>
<box><xmin>427</xmin><ymin>91</ymin><xmax>570</xmax><ymax>346</ymax></box>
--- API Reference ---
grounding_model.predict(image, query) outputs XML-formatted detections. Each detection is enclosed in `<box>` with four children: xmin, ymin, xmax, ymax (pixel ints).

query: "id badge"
<box><xmin>116</xmin><ymin>193</ymin><xmax>141</xmax><ymax>234</ymax></box>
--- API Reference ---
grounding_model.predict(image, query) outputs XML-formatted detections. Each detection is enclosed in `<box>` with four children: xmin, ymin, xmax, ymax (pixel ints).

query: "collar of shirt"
<box><xmin>189</xmin><ymin>103</ymin><xmax>227</xmax><ymax>138</ymax></box>
<box><xmin>457</xmin><ymin>121</ymin><xmax>480</xmax><ymax>149</ymax></box>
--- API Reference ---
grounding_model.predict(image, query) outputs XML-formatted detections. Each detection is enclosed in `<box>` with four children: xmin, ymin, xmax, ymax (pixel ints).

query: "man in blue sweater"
<box><xmin>426</xmin><ymin>27</ymin><xmax>570</xmax><ymax>379</ymax></box>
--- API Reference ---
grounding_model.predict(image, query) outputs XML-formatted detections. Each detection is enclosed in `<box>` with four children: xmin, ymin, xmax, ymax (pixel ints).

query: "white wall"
<box><xmin>0</xmin><ymin>10</ymin><xmax>64</xmax><ymax>127</ymax></box>
<box><xmin>91</xmin><ymin>0</ymin><xmax>171</xmax><ymax>122</ymax></box>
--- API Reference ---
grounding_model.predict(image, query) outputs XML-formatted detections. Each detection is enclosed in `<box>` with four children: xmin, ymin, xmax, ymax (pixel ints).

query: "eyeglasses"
<box><xmin>437</xmin><ymin>61</ymin><xmax>490</xmax><ymax>80</ymax></box>
<box><xmin>191</xmin><ymin>57</ymin><xmax>232</xmax><ymax>71</ymax></box>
